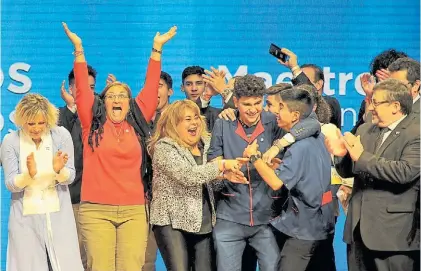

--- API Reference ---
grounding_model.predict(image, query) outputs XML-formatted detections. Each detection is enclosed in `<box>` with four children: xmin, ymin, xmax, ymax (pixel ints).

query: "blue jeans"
<box><xmin>213</xmin><ymin>219</ymin><xmax>280</xmax><ymax>271</ymax></box>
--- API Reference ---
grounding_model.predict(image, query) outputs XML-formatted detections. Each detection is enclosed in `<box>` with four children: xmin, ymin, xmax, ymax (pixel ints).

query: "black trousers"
<box><xmin>275</xmin><ymin>231</ymin><xmax>332</xmax><ymax>271</ymax></box>
<box><xmin>153</xmin><ymin>225</ymin><xmax>215</xmax><ymax>271</ymax></box>
<box><xmin>347</xmin><ymin>225</ymin><xmax>419</xmax><ymax>271</ymax></box>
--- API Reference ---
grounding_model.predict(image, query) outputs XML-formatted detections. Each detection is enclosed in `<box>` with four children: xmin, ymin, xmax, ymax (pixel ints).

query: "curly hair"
<box><xmin>14</xmin><ymin>93</ymin><xmax>59</xmax><ymax>128</ymax></box>
<box><xmin>370</xmin><ymin>49</ymin><xmax>407</xmax><ymax>80</ymax></box>
<box><xmin>233</xmin><ymin>74</ymin><xmax>266</xmax><ymax>99</ymax></box>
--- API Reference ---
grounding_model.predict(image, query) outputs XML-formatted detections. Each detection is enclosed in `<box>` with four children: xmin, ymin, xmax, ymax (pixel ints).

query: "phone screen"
<box><xmin>269</xmin><ymin>44</ymin><xmax>288</xmax><ymax>62</ymax></box>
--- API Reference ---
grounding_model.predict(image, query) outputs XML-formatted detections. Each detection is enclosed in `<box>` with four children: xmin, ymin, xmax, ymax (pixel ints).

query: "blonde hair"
<box><xmin>148</xmin><ymin>100</ymin><xmax>209</xmax><ymax>156</ymax></box>
<box><xmin>14</xmin><ymin>93</ymin><xmax>59</xmax><ymax>128</ymax></box>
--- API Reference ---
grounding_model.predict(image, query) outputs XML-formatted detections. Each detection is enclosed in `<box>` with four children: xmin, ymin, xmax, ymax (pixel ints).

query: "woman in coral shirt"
<box><xmin>63</xmin><ymin>22</ymin><xmax>176</xmax><ymax>271</ymax></box>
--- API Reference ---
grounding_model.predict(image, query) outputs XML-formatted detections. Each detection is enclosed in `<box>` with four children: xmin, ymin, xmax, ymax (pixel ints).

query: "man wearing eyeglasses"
<box><xmin>326</xmin><ymin>78</ymin><xmax>420</xmax><ymax>271</ymax></box>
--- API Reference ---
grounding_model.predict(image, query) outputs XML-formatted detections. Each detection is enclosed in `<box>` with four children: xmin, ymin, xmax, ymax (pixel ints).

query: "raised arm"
<box><xmin>136</xmin><ymin>26</ymin><xmax>177</xmax><ymax>122</ymax></box>
<box><xmin>62</xmin><ymin>22</ymin><xmax>94</xmax><ymax>130</ymax></box>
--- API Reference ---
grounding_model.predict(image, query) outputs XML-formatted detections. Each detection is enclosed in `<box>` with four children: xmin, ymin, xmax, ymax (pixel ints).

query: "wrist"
<box><xmin>250</xmin><ymin>153</ymin><xmax>262</xmax><ymax>164</ymax></box>
<box><xmin>152</xmin><ymin>43</ymin><xmax>163</xmax><ymax>51</ymax></box>
<box><xmin>74</xmin><ymin>44</ymin><xmax>83</xmax><ymax>51</ymax></box>
<box><xmin>291</xmin><ymin>65</ymin><xmax>300</xmax><ymax>72</ymax></box>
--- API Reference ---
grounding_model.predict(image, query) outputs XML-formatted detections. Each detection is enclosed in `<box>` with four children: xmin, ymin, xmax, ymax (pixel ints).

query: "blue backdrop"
<box><xmin>1</xmin><ymin>1</ymin><xmax>420</xmax><ymax>270</ymax></box>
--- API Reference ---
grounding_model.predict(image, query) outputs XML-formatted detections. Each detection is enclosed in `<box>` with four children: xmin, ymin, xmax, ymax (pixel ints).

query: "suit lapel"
<box><xmin>377</xmin><ymin>115</ymin><xmax>413</xmax><ymax>156</ymax></box>
<box><xmin>412</xmin><ymin>99</ymin><xmax>420</xmax><ymax>114</ymax></box>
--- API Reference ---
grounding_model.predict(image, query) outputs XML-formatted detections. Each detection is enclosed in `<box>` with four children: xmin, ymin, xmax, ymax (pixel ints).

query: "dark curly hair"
<box><xmin>370</xmin><ymin>49</ymin><xmax>407</xmax><ymax>80</ymax></box>
<box><xmin>233</xmin><ymin>74</ymin><xmax>266</xmax><ymax>99</ymax></box>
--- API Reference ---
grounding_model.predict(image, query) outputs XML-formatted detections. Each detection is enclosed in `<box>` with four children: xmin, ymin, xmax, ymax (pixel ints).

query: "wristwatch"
<box><xmin>249</xmin><ymin>153</ymin><xmax>262</xmax><ymax>164</ymax></box>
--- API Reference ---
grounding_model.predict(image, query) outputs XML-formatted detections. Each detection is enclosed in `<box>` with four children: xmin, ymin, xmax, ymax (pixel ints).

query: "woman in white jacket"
<box><xmin>1</xmin><ymin>93</ymin><xmax>82</xmax><ymax>271</ymax></box>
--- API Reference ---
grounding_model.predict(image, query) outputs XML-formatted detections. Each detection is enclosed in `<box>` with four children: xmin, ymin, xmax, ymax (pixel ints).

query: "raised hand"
<box><xmin>106</xmin><ymin>74</ymin><xmax>117</xmax><ymax>86</ymax></box>
<box><xmin>360</xmin><ymin>73</ymin><xmax>376</xmax><ymax>98</ymax></box>
<box><xmin>218</xmin><ymin>108</ymin><xmax>236</xmax><ymax>121</ymax></box>
<box><xmin>278</xmin><ymin>48</ymin><xmax>299</xmax><ymax>69</ymax></box>
<box><xmin>53</xmin><ymin>151</ymin><xmax>69</xmax><ymax>174</ymax></box>
<box><xmin>375</xmin><ymin>69</ymin><xmax>390</xmax><ymax>82</ymax></box>
<box><xmin>153</xmin><ymin>26</ymin><xmax>177</xmax><ymax>49</ymax></box>
<box><xmin>62</xmin><ymin>22</ymin><xmax>82</xmax><ymax>48</ymax></box>
<box><xmin>202</xmin><ymin>67</ymin><xmax>227</xmax><ymax>94</ymax></box>
<box><xmin>27</xmin><ymin>152</ymin><xmax>37</xmax><ymax>178</ymax></box>
<box><xmin>60</xmin><ymin>80</ymin><xmax>75</xmax><ymax>107</ymax></box>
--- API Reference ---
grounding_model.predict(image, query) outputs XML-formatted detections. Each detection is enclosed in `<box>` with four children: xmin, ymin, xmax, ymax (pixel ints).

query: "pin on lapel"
<box><xmin>260</xmin><ymin>138</ymin><xmax>264</xmax><ymax>142</ymax></box>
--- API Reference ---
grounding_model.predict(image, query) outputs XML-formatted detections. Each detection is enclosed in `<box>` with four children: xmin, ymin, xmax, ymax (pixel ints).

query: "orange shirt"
<box><xmin>74</xmin><ymin>59</ymin><xmax>160</xmax><ymax>205</ymax></box>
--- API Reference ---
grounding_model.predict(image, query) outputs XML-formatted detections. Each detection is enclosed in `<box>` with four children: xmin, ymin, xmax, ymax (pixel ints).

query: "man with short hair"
<box><xmin>327</xmin><ymin>78</ymin><xmax>420</xmax><ymax>271</ymax></box>
<box><xmin>388</xmin><ymin>57</ymin><xmax>420</xmax><ymax>118</ymax></box>
<box><xmin>242</xmin><ymin>86</ymin><xmax>335</xmax><ymax>271</ymax></box>
<box><xmin>275</xmin><ymin>49</ymin><xmax>342</xmax><ymax>128</ymax></box>
<box><xmin>181</xmin><ymin>65</ymin><xmax>221</xmax><ymax>131</ymax></box>
<box><xmin>208</xmin><ymin>75</ymin><xmax>320</xmax><ymax>271</ymax></box>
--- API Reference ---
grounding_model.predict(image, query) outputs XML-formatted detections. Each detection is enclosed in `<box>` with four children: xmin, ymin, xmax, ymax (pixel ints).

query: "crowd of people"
<box><xmin>0</xmin><ymin>23</ymin><xmax>419</xmax><ymax>271</ymax></box>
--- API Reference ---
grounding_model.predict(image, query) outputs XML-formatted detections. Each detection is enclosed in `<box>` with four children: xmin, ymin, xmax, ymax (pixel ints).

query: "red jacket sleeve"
<box><xmin>74</xmin><ymin>62</ymin><xmax>94</xmax><ymax>135</ymax></box>
<box><xmin>135</xmin><ymin>59</ymin><xmax>161</xmax><ymax>123</ymax></box>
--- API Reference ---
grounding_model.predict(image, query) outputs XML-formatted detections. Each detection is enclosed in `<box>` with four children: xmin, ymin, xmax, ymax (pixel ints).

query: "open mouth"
<box><xmin>246</xmin><ymin>112</ymin><xmax>258</xmax><ymax>118</ymax></box>
<box><xmin>188</xmin><ymin>127</ymin><xmax>198</xmax><ymax>136</ymax></box>
<box><xmin>112</xmin><ymin>106</ymin><xmax>123</xmax><ymax>117</ymax></box>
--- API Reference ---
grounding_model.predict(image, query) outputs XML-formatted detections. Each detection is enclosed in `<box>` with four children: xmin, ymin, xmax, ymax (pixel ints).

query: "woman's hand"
<box><xmin>53</xmin><ymin>151</ymin><xmax>69</xmax><ymax>174</ymax></box>
<box><xmin>62</xmin><ymin>22</ymin><xmax>82</xmax><ymax>50</ymax></box>
<box><xmin>153</xmin><ymin>26</ymin><xmax>177</xmax><ymax>50</ymax></box>
<box><xmin>27</xmin><ymin>152</ymin><xmax>37</xmax><ymax>178</ymax></box>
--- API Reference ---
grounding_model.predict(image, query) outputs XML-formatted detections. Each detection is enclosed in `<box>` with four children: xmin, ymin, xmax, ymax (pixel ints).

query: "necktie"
<box><xmin>374</xmin><ymin>127</ymin><xmax>390</xmax><ymax>153</ymax></box>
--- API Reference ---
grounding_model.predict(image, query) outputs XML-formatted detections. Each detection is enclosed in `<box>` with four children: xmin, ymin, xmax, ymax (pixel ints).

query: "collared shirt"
<box><xmin>381</xmin><ymin>115</ymin><xmax>407</xmax><ymax>145</ymax></box>
<box><xmin>413</xmin><ymin>94</ymin><xmax>420</xmax><ymax>104</ymax></box>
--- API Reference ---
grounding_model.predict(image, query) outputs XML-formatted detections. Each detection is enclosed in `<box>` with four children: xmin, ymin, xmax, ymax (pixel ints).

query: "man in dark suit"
<box><xmin>327</xmin><ymin>78</ymin><xmax>420</xmax><ymax>271</ymax></box>
<box><xmin>388</xmin><ymin>57</ymin><xmax>420</xmax><ymax>118</ymax></box>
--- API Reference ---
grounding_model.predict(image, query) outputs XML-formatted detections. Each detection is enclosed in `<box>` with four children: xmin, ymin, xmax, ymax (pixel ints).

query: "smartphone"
<box><xmin>269</xmin><ymin>43</ymin><xmax>288</xmax><ymax>62</ymax></box>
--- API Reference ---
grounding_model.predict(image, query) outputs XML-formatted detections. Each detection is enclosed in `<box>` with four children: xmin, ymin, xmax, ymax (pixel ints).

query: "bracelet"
<box><xmin>291</xmin><ymin>66</ymin><xmax>300</xmax><ymax>73</ymax></box>
<box><xmin>73</xmin><ymin>50</ymin><xmax>84</xmax><ymax>57</ymax></box>
<box><xmin>152</xmin><ymin>48</ymin><xmax>162</xmax><ymax>54</ymax></box>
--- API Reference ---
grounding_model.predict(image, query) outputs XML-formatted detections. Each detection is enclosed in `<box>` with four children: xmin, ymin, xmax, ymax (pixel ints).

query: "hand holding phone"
<box><xmin>269</xmin><ymin>43</ymin><xmax>289</xmax><ymax>62</ymax></box>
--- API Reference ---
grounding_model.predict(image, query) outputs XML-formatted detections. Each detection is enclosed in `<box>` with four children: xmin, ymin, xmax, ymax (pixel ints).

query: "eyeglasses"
<box><xmin>370</xmin><ymin>99</ymin><xmax>390</xmax><ymax>108</ymax></box>
<box><xmin>105</xmin><ymin>94</ymin><xmax>129</xmax><ymax>101</ymax></box>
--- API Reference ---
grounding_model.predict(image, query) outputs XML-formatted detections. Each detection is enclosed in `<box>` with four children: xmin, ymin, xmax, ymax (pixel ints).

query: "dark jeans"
<box><xmin>153</xmin><ymin>225</ymin><xmax>215</xmax><ymax>271</ymax></box>
<box><xmin>213</xmin><ymin>219</ymin><xmax>280</xmax><ymax>271</ymax></box>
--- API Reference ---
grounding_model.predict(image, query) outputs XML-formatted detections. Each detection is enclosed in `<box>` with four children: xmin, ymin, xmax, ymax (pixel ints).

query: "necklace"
<box><xmin>112</xmin><ymin>121</ymin><xmax>125</xmax><ymax>142</ymax></box>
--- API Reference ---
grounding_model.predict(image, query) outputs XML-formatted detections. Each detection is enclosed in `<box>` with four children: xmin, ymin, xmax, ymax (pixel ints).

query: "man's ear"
<box><xmin>168</xmin><ymin>88</ymin><xmax>174</xmax><ymax>96</ymax></box>
<box><xmin>315</xmin><ymin>80</ymin><xmax>324</xmax><ymax>93</ymax></box>
<box><xmin>292</xmin><ymin>111</ymin><xmax>301</xmax><ymax>123</ymax></box>
<box><xmin>233</xmin><ymin>96</ymin><xmax>238</xmax><ymax>108</ymax></box>
<box><xmin>411</xmin><ymin>80</ymin><xmax>420</xmax><ymax>96</ymax></box>
<box><xmin>180</xmin><ymin>84</ymin><xmax>185</xmax><ymax>92</ymax></box>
